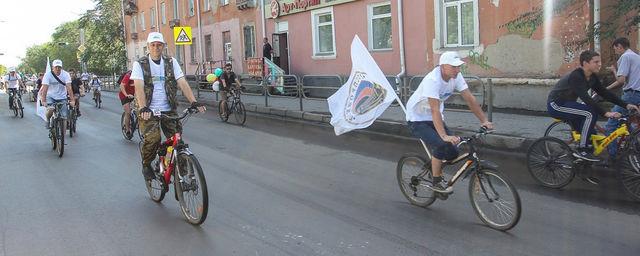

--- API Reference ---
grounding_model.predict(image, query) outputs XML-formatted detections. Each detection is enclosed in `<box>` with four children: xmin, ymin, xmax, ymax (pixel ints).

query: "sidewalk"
<box><xmin>183</xmin><ymin>90</ymin><xmax>566</xmax><ymax>152</ymax></box>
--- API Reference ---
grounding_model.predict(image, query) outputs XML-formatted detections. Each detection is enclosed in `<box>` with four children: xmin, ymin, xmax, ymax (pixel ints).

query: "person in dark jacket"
<box><xmin>547</xmin><ymin>50</ymin><xmax>639</xmax><ymax>162</ymax></box>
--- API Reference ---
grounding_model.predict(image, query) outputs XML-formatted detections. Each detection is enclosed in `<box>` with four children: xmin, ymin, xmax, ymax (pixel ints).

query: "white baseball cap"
<box><xmin>439</xmin><ymin>51</ymin><xmax>465</xmax><ymax>67</ymax></box>
<box><xmin>8</xmin><ymin>67</ymin><xmax>15</xmax><ymax>72</ymax></box>
<box><xmin>147</xmin><ymin>32</ymin><xmax>165</xmax><ymax>44</ymax></box>
<box><xmin>52</xmin><ymin>59</ymin><xmax>63</xmax><ymax>67</ymax></box>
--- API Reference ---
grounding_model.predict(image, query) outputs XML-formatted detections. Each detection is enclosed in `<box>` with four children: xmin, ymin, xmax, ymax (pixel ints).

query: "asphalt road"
<box><xmin>0</xmin><ymin>91</ymin><xmax>637</xmax><ymax>256</ymax></box>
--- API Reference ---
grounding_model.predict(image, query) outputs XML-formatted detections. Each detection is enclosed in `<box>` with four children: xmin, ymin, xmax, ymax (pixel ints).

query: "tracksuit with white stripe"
<box><xmin>547</xmin><ymin>68</ymin><xmax>627</xmax><ymax>149</ymax></box>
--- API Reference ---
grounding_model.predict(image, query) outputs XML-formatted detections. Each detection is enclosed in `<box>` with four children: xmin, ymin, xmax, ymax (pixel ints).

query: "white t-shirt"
<box><xmin>81</xmin><ymin>73</ymin><xmax>89</xmax><ymax>81</ymax></box>
<box><xmin>3</xmin><ymin>74</ymin><xmax>21</xmax><ymax>89</ymax></box>
<box><xmin>43</xmin><ymin>71</ymin><xmax>72</xmax><ymax>100</ymax></box>
<box><xmin>405</xmin><ymin>66</ymin><xmax>468</xmax><ymax>122</ymax></box>
<box><xmin>130</xmin><ymin>55</ymin><xmax>184</xmax><ymax>112</ymax></box>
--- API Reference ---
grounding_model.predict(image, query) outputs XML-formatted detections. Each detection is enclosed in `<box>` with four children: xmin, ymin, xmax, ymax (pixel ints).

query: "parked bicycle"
<box><xmin>397</xmin><ymin>128</ymin><xmax>521</xmax><ymax>231</ymax></box>
<box><xmin>142</xmin><ymin>107</ymin><xmax>209</xmax><ymax>225</ymax></box>
<box><xmin>47</xmin><ymin>102</ymin><xmax>67</xmax><ymax>157</ymax></box>
<box><xmin>121</xmin><ymin>101</ymin><xmax>140</xmax><ymax>140</ymax></box>
<box><xmin>9</xmin><ymin>89</ymin><xmax>24</xmax><ymax>118</ymax></box>
<box><xmin>218</xmin><ymin>86</ymin><xmax>246</xmax><ymax>125</ymax></box>
<box><xmin>527</xmin><ymin>112</ymin><xmax>640</xmax><ymax>201</ymax></box>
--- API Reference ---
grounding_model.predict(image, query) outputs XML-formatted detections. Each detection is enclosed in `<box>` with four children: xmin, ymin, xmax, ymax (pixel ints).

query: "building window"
<box><xmin>173</xmin><ymin>0</ymin><xmax>179</xmax><ymax>19</ymax></box>
<box><xmin>443</xmin><ymin>0</ymin><xmax>477</xmax><ymax>47</ymax></box>
<box><xmin>311</xmin><ymin>8</ymin><xmax>335</xmax><ymax>57</ymax></box>
<box><xmin>131</xmin><ymin>16</ymin><xmax>137</xmax><ymax>33</ymax></box>
<box><xmin>223</xmin><ymin>31</ymin><xmax>232</xmax><ymax>62</ymax></box>
<box><xmin>204</xmin><ymin>0</ymin><xmax>211</xmax><ymax>11</ymax></box>
<box><xmin>161</xmin><ymin>2</ymin><xmax>167</xmax><ymax>24</ymax></box>
<box><xmin>368</xmin><ymin>2</ymin><xmax>392</xmax><ymax>50</ymax></box>
<box><xmin>220</xmin><ymin>0</ymin><xmax>229</xmax><ymax>6</ymax></box>
<box><xmin>190</xmin><ymin>38</ymin><xmax>197</xmax><ymax>63</ymax></box>
<box><xmin>188</xmin><ymin>0</ymin><xmax>195</xmax><ymax>16</ymax></box>
<box><xmin>204</xmin><ymin>35</ymin><xmax>212</xmax><ymax>61</ymax></box>
<box><xmin>140</xmin><ymin>12</ymin><xmax>146</xmax><ymax>31</ymax></box>
<box><xmin>150</xmin><ymin>7</ymin><xmax>156</xmax><ymax>28</ymax></box>
<box><xmin>243</xmin><ymin>25</ymin><xmax>256</xmax><ymax>58</ymax></box>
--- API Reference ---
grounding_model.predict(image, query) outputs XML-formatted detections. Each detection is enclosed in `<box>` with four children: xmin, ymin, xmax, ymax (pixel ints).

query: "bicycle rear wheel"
<box><xmin>469</xmin><ymin>168</ymin><xmax>521</xmax><ymax>231</ymax></box>
<box><xmin>218</xmin><ymin>101</ymin><xmax>229</xmax><ymax>122</ymax></box>
<box><xmin>526</xmin><ymin>137</ymin><xmax>575</xmax><ymax>188</ymax></box>
<box><xmin>544</xmin><ymin>121</ymin><xmax>575</xmax><ymax>146</ymax></box>
<box><xmin>396</xmin><ymin>153</ymin><xmax>436</xmax><ymax>207</ymax></box>
<box><xmin>233</xmin><ymin>102</ymin><xmax>246</xmax><ymax>125</ymax></box>
<box><xmin>146</xmin><ymin>161</ymin><xmax>166</xmax><ymax>202</ymax></box>
<box><xmin>57</xmin><ymin>119</ymin><xmax>65</xmax><ymax>157</ymax></box>
<box><xmin>121</xmin><ymin>112</ymin><xmax>133</xmax><ymax>140</ymax></box>
<box><xmin>174</xmin><ymin>153</ymin><xmax>209</xmax><ymax>225</ymax></box>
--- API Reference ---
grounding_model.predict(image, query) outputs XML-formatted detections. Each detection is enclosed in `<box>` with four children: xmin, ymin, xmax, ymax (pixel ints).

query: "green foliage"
<box><xmin>19</xmin><ymin>0</ymin><xmax>126</xmax><ymax>75</ymax></box>
<box><xmin>0</xmin><ymin>64</ymin><xmax>6</xmax><ymax>75</ymax></box>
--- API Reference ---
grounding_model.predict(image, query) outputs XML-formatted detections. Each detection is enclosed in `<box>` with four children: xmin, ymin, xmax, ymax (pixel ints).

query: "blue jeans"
<box><xmin>407</xmin><ymin>121</ymin><xmax>459</xmax><ymax>161</ymax></box>
<box><xmin>605</xmin><ymin>90</ymin><xmax>640</xmax><ymax>157</ymax></box>
<box><xmin>46</xmin><ymin>97</ymin><xmax>69</xmax><ymax>119</ymax></box>
<box><xmin>547</xmin><ymin>101</ymin><xmax>598</xmax><ymax>148</ymax></box>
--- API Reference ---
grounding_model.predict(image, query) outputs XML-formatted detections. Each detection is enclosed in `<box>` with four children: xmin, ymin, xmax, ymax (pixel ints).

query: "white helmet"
<box><xmin>8</xmin><ymin>67</ymin><xmax>16</xmax><ymax>72</ymax></box>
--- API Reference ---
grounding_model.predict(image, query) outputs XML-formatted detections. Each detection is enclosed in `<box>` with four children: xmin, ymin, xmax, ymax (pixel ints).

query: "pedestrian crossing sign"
<box><xmin>174</xmin><ymin>26</ymin><xmax>192</xmax><ymax>45</ymax></box>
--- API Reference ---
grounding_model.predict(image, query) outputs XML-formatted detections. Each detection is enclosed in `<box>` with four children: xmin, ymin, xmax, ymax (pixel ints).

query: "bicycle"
<box><xmin>527</xmin><ymin>113</ymin><xmax>640</xmax><ymax>201</ymax></box>
<box><xmin>218</xmin><ymin>86</ymin><xmax>246</xmax><ymax>125</ymax></box>
<box><xmin>47</xmin><ymin>102</ymin><xmax>67</xmax><ymax>157</ymax></box>
<box><xmin>396</xmin><ymin>128</ymin><xmax>522</xmax><ymax>231</ymax></box>
<box><xmin>121</xmin><ymin>100</ymin><xmax>140</xmax><ymax>140</ymax></box>
<box><xmin>9</xmin><ymin>89</ymin><xmax>24</xmax><ymax>118</ymax></box>
<box><xmin>142</xmin><ymin>107</ymin><xmax>209</xmax><ymax>225</ymax></box>
<box><xmin>68</xmin><ymin>104</ymin><xmax>78</xmax><ymax>138</ymax></box>
<box><xmin>93</xmin><ymin>88</ymin><xmax>101</xmax><ymax>108</ymax></box>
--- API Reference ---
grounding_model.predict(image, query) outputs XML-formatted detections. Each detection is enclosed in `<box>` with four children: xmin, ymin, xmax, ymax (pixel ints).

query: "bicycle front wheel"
<box><xmin>174</xmin><ymin>153</ymin><xmax>209</xmax><ymax>225</ymax></box>
<box><xmin>234</xmin><ymin>102</ymin><xmax>246</xmax><ymax>125</ymax></box>
<box><xmin>618</xmin><ymin>154</ymin><xmax>640</xmax><ymax>201</ymax></box>
<box><xmin>56</xmin><ymin>119</ymin><xmax>65</xmax><ymax>157</ymax></box>
<box><xmin>526</xmin><ymin>137</ymin><xmax>575</xmax><ymax>188</ymax></box>
<box><xmin>17</xmin><ymin>99</ymin><xmax>23</xmax><ymax>118</ymax></box>
<box><xmin>12</xmin><ymin>99</ymin><xmax>18</xmax><ymax>117</ymax></box>
<box><xmin>396</xmin><ymin>153</ymin><xmax>436</xmax><ymax>207</ymax></box>
<box><xmin>469</xmin><ymin>168</ymin><xmax>521</xmax><ymax>231</ymax></box>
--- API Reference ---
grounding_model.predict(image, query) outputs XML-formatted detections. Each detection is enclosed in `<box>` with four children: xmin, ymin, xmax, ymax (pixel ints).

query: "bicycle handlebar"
<box><xmin>458</xmin><ymin>127</ymin><xmax>494</xmax><ymax>145</ymax></box>
<box><xmin>159</xmin><ymin>107</ymin><xmax>200</xmax><ymax>121</ymax></box>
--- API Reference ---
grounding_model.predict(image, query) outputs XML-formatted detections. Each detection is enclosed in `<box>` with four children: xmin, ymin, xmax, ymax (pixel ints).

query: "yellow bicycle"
<box><xmin>526</xmin><ymin>114</ymin><xmax>640</xmax><ymax>201</ymax></box>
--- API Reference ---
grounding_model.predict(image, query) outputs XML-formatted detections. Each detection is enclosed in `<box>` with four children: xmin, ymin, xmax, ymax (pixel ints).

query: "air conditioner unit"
<box><xmin>236</xmin><ymin>0</ymin><xmax>255</xmax><ymax>10</ymax></box>
<box><xmin>123</xmin><ymin>0</ymin><xmax>138</xmax><ymax>15</ymax></box>
<box><xmin>131</xmin><ymin>33</ymin><xmax>138</xmax><ymax>40</ymax></box>
<box><xmin>169</xmin><ymin>19</ymin><xmax>180</xmax><ymax>28</ymax></box>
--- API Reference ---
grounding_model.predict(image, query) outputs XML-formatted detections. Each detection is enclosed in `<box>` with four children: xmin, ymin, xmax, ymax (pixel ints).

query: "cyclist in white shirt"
<box><xmin>4</xmin><ymin>67</ymin><xmax>23</xmax><ymax>110</ymax></box>
<box><xmin>40</xmin><ymin>59</ymin><xmax>75</xmax><ymax>128</ymax></box>
<box><xmin>405</xmin><ymin>52</ymin><xmax>493</xmax><ymax>194</ymax></box>
<box><xmin>89</xmin><ymin>75</ymin><xmax>102</xmax><ymax>102</ymax></box>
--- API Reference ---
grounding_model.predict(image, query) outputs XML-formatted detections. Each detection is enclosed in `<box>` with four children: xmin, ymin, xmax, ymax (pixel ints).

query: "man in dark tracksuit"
<box><xmin>547</xmin><ymin>50</ymin><xmax>639</xmax><ymax>162</ymax></box>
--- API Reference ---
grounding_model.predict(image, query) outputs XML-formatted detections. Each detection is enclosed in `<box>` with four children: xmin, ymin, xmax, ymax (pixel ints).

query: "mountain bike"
<box><xmin>218</xmin><ymin>86</ymin><xmax>246</xmax><ymax>125</ymax></box>
<box><xmin>47</xmin><ymin>102</ymin><xmax>67</xmax><ymax>157</ymax></box>
<box><xmin>142</xmin><ymin>107</ymin><xmax>209</xmax><ymax>225</ymax></box>
<box><xmin>93</xmin><ymin>88</ymin><xmax>101</xmax><ymax>108</ymax></box>
<box><xmin>397</xmin><ymin>128</ymin><xmax>521</xmax><ymax>231</ymax></box>
<box><xmin>9</xmin><ymin>89</ymin><xmax>23</xmax><ymax>118</ymax></box>
<box><xmin>68</xmin><ymin>104</ymin><xmax>78</xmax><ymax>137</ymax></box>
<box><xmin>121</xmin><ymin>100</ymin><xmax>140</xmax><ymax>140</ymax></box>
<box><xmin>528</xmin><ymin>112</ymin><xmax>640</xmax><ymax>201</ymax></box>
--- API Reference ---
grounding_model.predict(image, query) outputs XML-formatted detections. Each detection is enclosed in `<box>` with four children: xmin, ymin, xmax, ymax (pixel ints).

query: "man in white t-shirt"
<box><xmin>40</xmin><ymin>59</ymin><xmax>75</xmax><ymax>128</ymax></box>
<box><xmin>131</xmin><ymin>32</ymin><xmax>206</xmax><ymax>181</ymax></box>
<box><xmin>4</xmin><ymin>67</ymin><xmax>23</xmax><ymax>110</ymax></box>
<box><xmin>405</xmin><ymin>51</ymin><xmax>493</xmax><ymax>194</ymax></box>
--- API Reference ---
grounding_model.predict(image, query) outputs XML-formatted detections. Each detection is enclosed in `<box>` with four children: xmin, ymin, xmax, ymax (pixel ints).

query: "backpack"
<box><xmin>117</xmin><ymin>70</ymin><xmax>132</xmax><ymax>84</ymax></box>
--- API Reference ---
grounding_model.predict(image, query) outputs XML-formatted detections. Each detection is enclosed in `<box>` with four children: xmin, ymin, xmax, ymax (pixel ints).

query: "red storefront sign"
<box><xmin>246</xmin><ymin>57</ymin><xmax>264</xmax><ymax>78</ymax></box>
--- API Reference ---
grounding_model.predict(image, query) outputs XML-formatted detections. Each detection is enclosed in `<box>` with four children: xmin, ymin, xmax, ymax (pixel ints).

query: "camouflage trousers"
<box><xmin>138</xmin><ymin>111</ymin><xmax>182</xmax><ymax>167</ymax></box>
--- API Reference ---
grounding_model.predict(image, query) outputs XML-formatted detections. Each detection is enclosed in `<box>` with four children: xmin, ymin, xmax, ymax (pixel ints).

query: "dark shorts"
<box><xmin>407</xmin><ymin>121</ymin><xmax>459</xmax><ymax>161</ymax></box>
<box><xmin>120</xmin><ymin>97</ymin><xmax>134</xmax><ymax>106</ymax></box>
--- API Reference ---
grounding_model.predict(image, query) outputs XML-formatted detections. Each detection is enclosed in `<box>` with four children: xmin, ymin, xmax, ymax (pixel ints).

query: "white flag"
<box><xmin>35</xmin><ymin>57</ymin><xmax>50</xmax><ymax>121</ymax></box>
<box><xmin>327</xmin><ymin>35</ymin><xmax>401</xmax><ymax>135</ymax></box>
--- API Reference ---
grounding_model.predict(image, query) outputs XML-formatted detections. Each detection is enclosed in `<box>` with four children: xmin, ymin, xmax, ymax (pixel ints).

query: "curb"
<box><xmin>179</xmin><ymin>96</ymin><xmax>535</xmax><ymax>153</ymax></box>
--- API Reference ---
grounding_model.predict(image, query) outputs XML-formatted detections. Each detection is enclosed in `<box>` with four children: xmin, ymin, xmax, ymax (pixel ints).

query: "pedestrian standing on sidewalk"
<box><xmin>263</xmin><ymin>37</ymin><xmax>273</xmax><ymax>60</ymax></box>
<box><xmin>604</xmin><ymin>37</ymin><xmax>640</xmax><ymax>158</ymax></box>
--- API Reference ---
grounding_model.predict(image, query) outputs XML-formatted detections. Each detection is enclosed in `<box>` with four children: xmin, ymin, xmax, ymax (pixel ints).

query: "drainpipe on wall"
<box><xmin>155</xmin><ymin>0</ymin><xmax>160</xmax><ymax>32</ymax></box>
<box><xmin>396</xmin><ymin>0</ymin><xmax>406</xmax><ymax>103</ymax></box>
<box><xmin>121</xmin><ymin>0</ymin><xmax>128</xmax><ymax>70</ymax></box>
<box><xmin>196</xmin><ymin>0</ymin><xmax>204</xmax><ymax>74</ymax></box>
<box><xmin>593</xmin><ymin>0</ymin><xmax>600</xmax><ymax>51</ymax></box>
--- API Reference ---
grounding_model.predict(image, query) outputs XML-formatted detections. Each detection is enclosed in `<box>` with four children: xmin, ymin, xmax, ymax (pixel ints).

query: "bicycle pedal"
<box><xmin>435</xmin><ymin>192</ymin><xmax>450</xmax><ymax>200</ymax></box>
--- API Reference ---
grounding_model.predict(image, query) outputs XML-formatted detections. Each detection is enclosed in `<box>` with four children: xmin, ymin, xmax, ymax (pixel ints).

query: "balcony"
<box><xmin>130</xmin><ymin>32</ymin><xmax>138</xmax><ymax>40</ymax></box>
<box><xmin>169</xmin><ymin>19</ymin><xmax>180</xmax><ymax>28</ymax></box>
<box><xmin>236</xmin><ymin>0</ymin><xmax>255</xmax><ymax>10</ymax></box>
<box><xmin>123</xmin><ymin>0</ymin><xmax>138</xmax><ymax>15</ymax></box>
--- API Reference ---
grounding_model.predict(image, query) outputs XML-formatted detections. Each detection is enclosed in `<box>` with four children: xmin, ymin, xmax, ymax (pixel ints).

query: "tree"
<box><xmin>79</xmin><ymin>0</ymin><xmax>127</xmax><ymax>75</ymax></box>
<box><xmin>0</xmin><ymin>64</ymin><xmax>6</xmax><ymax>75</ymax></box>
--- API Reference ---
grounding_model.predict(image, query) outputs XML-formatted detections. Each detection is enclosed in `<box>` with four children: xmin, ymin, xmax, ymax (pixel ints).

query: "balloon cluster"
<box><xmin>206</xmin><ymin>68</ymin><xmax>224</xmax><ymax>91</ymax></box>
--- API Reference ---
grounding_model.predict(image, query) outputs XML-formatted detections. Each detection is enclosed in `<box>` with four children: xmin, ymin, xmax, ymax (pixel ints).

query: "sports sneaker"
<box><xmin>142</xmin><ymin>165</ymin><xmax>155</xmax><ymax>181</ymax></box>
<box><xmin>430</xmin><ymin>178</ymin><xmax>453</xmax><ymax>194</ymax></box>
<box><xmin>573</xmin><ymin>150</ymin><xmax>600</xmax><ymax>162</ymax></box>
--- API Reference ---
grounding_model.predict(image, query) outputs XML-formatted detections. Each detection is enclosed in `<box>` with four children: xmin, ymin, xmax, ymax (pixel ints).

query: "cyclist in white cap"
<box><xmin>131</xmin><ymin>32</ymin><xmax>206</xmax><ymax>181</ymax></box>
<box><xmin>4</xmin><ymin>67</ymin><xmax>23</xmax><ymax>110</ymax></box>
<box><xmin>40</xmin><ymin>59</ymin><xmax>75</xmax><ymax>128</ymax></box>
